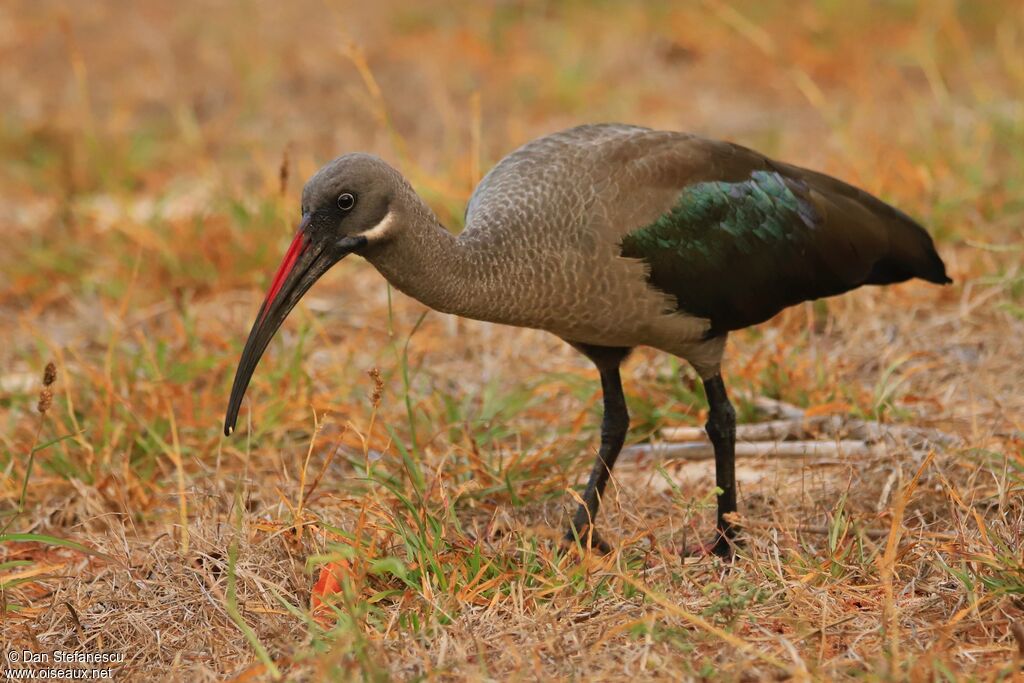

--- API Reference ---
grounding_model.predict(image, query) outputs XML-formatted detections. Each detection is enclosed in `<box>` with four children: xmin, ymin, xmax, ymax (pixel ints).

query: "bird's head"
<box><xmin>224</xmin><ymin>153</ymin><xmax>405</xmax><ymax>436</ymax></box>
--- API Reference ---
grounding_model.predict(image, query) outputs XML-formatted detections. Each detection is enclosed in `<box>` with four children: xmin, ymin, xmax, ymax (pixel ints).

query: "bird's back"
<box><xmin>465</xmin><ymin>124</ymin><xmax>679</xmax><ymax>238</ymax></box>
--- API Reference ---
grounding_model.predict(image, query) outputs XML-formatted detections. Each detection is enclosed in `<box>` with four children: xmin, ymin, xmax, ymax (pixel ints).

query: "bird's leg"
<box><xmin>564</xmin><ymin>345</ymin><xmax>631</xmax><ymax>552</ymax></box>
<box><xmin>697</xmin><ymin>374</ymin><xmax>737</xmax><ymax>558</ymax></box>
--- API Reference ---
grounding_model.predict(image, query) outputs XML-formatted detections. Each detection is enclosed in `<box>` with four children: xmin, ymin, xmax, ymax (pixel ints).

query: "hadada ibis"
<box><xmin>225</xmin><ymin>124</ymin><xmax>950</xmax><ymax>557</ymax></box>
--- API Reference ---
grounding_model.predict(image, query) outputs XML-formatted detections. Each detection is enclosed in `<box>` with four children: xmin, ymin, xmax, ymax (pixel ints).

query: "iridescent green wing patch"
<box><xmin>620</xmin><ymin>170</ymin><xmax>840</xmax><ymax>334</ymax></box>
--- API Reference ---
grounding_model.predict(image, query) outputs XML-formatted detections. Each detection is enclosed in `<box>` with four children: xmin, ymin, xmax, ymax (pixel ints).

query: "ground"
<box><xmin>1</xmin><ymin>1</ymin><xmax>1023</xmax><ymax>680</ymax></box>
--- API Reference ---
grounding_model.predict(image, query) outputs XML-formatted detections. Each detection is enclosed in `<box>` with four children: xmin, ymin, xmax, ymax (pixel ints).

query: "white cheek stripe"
<box><xmin>359</xmin><ymin>211</ymin><xmax>395</xmax><ymax>241</ymax></box>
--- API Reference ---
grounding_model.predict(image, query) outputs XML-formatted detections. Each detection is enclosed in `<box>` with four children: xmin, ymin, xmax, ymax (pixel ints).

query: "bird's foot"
<box><xmin>561</xmin><ymin>525</ymin><xmax>612</xmax><ymax>554</ymax></box>
<box><xmin>682</xmin><ymin>532</ymin><xmax>734</xmax><ymax>560</ymax></box>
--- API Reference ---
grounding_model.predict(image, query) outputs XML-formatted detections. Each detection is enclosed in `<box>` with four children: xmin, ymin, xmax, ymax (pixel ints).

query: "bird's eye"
<box><xmin>337</xmin><ymin>193</ymin><xmax>356</xmax><ymax>211</ymax></box>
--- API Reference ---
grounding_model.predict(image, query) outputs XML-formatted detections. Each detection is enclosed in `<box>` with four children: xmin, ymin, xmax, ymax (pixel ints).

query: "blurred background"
<box><xmin>1</xmin><ymin>1</ymin><xmax>1022</xmax><ymax>680</ymax></box>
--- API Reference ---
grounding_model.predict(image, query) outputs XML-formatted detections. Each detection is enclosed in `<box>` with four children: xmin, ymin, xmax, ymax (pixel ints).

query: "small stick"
<box><xmin>723</xmin><ymin>512</ymin><xmax>959</xmax><ymax>541</ymax></box>
<box><xmin>661</xmin><ymin>410</ymin><xmax>958</xmax><ymax>448</ymax></box>
<box><xmin>746</xmin><ymin>395</ymin><xmax>806</xmax><ymax>420</ymax></box>
<box><xmin>724</xmin><ymin>512</ymin><xmax>888</xmax><ymax>540</ymax></box>
<box><xmin>625</xmin><ymin>439</ymin><xmax>877</xmax><ymax>460</ymax></box>
<box><xmin>658</xmin><ymin>425</ymin><xmax>706</xmax><ymax>442</ymax></box>
<box><xmin>661</xmin><ymin>416</ymin><xmax>838</xmax><ymax>443</ymax></box>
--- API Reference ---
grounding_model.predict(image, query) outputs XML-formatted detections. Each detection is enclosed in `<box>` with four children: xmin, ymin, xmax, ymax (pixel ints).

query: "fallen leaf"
<box><xmin>311</xmin><ymin>560</ymin><xmax>352</xmax><ymax>621</ymax></box>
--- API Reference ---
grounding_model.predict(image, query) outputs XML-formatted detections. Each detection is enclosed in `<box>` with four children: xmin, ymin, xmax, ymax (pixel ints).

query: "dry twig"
<box><xmin>625</xmin><ymin>439</ymin><xmax>878</xmax><ymax>460</ymax></box>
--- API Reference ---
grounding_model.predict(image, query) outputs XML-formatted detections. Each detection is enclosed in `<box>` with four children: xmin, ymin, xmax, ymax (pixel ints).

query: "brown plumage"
<box><xmin>225</xmin><ymin>124</ymin><xmax>950</xmax><ymax>557</ymax></box>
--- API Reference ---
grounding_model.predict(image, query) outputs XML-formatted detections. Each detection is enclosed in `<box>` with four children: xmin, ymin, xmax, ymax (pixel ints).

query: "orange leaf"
<box><xmin>310</xmin><ymin>560</ymin><xmax>352</xmax><ymax>619</ymax></box>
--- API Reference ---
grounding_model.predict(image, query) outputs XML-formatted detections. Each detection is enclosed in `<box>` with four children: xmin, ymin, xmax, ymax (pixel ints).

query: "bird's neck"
<box><xmin>360</xmin><ymin>198</ymin><xmax>501</xmax><ymax>322</ymax></box>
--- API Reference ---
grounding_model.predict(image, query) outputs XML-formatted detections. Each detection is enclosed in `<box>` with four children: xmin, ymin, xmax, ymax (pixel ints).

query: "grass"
<box><xmin>2</xmin><ymin>0</ymin><xmax>1024</xmax><ymax>680</ymax></box>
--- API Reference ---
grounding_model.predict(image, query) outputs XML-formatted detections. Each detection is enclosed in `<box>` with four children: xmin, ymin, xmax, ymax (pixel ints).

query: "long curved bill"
<box><xmin>223</xmin><ymin>216</ymin><xmax>363</xmax><ymax>436</ymax></box>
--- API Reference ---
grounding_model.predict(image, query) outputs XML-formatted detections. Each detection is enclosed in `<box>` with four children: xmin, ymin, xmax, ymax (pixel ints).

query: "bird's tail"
<box><xmin>862</xmin><ymin>203</ymin><xmax>952</xmax><ymax>286</ymax></box>
<box><xmin>788</xmin><ymin>162</ymin><xmax>953</xmax><ymax>287</ymax></box>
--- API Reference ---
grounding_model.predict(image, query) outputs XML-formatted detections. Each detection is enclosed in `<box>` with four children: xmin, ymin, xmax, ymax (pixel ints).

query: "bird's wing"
<box><xmin>612</xmin><ymin>134</ymin><xmax>950</xmax><ymax>336</ymax></box>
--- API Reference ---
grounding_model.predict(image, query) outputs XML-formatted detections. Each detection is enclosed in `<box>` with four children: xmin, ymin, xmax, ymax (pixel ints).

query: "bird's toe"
<box><xmin>683</xmin><ymin>533</ymin><xmax>735</xmax><ymax>560</ymax></box>
<box><xmin>562</xmin><ymin>525</ymin><xmax>613</xmax><ymax>554</ymax></box>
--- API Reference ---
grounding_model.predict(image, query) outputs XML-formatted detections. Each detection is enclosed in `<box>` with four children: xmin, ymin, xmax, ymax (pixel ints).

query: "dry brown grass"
<box><xmin>2</xmin><ymin>1</ymin><xmax>1023</xmax><ymax>680</ymax></box>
